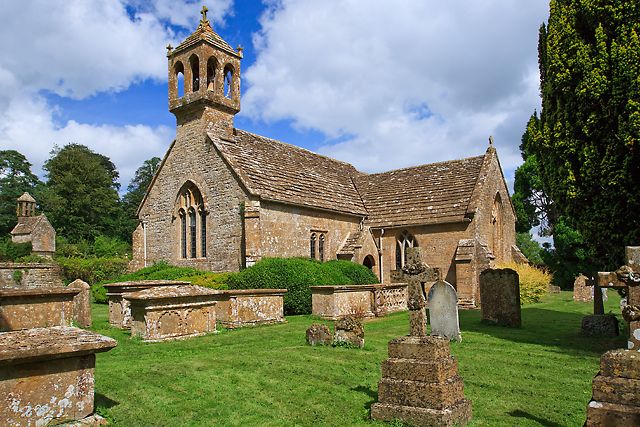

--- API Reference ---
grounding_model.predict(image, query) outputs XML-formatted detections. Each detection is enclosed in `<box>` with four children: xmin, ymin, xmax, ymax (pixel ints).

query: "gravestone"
<box><xmin>574</xmin><ymin>274</ymin><xmax>592</xmax><ymax>302</ymax></box>
<box><xmin>68</xmin><ymin>279</ymin><xmax>91</xmax><ymax>328</ymax></box>
<box><xmin>428</xmin><ymin>280</ymin><xmax>463</xmax><ymax>340</ymax></box>
<box><xmin>371</xmin><ymin>248</ymin><xmax>472</xmax><ymax>426</ymax></box>
<box><xmin>306</xmin><ymin>323</ymin><xmax>332</xmax><ymax>346</ymax></box>
<box><xmin>334</xmin><ymin>315</ymin><xmax>364</xmax><ymax>348</ymax></box>
<box><xmin>479</xmin><ymin>268</ymin><xmax>521</xmax><ymax>328</ymax></box>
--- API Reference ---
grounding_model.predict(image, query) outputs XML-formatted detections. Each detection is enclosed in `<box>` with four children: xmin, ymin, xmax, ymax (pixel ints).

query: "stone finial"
<box><xmin>200</xmin><ymin>5</ymin><xmax>208</xmax><ymax>22</ymax></box>
<box><xmin>166</xmin><ymin>44</ymin><xmax>173</xmax><ymax>55</ymax></box>
<box><xmin>237</xmin><ymin>45</ymin><xmax>244</xmax><ymax>58</ymax></box>
<box><xmin>489</xmin><ymin>135</ymin><xmax>494</xmax><ymax>145</ymax></box>
<box><xmin>198</xmin><ymin>5</ymin><xmax>212</xmax><ymax>31</ymax></box>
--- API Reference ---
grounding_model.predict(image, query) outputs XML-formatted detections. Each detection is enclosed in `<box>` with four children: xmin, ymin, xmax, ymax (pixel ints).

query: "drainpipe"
<box><xmin>379</xmin><ymin>228</ymin><xmax>384</xmax><ymax>282</ymax></box>
<box><xmin>142</xmin><ymin>220</ymin><xmax>148</xmax><ymax>268</ymax></box>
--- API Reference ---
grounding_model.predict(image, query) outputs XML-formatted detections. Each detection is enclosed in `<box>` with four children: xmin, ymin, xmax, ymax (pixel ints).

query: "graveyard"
<box><xmin>87</xmin><ymin>291</ymin><xmax>625</xmax><ymax>426</ymax></box>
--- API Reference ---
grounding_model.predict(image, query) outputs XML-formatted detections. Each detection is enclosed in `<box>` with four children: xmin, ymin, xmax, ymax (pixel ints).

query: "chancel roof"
<box><xmin>11</xmin><ymin>216</ymin><xmax>43</xmax><ymax>235</ymax></box>
<box><xmin>209</xmin><ymin>129</ymin><xmax>492</xmax><ymax>226</ymax></box>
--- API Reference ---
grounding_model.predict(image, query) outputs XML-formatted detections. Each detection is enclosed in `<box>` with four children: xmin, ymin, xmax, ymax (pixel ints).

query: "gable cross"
<box><xmin>396</xmin><ymin>247</ymin><xmax>440</xmax><ymax>336</ymax></box>
<box><xmin>598</xmin><ymin>246</ymin><xmax>640</xmax><ymax>351</ymax></box>
<box><xmin>201</xmin><ymin>5</ymin><xmax>209</xmax><ymax>22</ymax></box>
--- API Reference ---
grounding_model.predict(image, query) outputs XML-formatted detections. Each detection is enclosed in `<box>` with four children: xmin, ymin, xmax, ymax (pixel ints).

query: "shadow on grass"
<box><xmin>508</xmin><ymin>409</ymin><xmax>562</xmax><ymax>427</ymax></box>
<box><xmin>350</xmin><ymin>385</ymin><xmax>377</xmax><ymax>413</ymax></box>
<box><xmin>95</xmin><ymin>392</ymin><xmax>119</xmax><ymax>409</ymax></box>
<box><xmin>459</xmin><ymin>307</ymin><xmax>626</xmax><ymax>356</ymax></box>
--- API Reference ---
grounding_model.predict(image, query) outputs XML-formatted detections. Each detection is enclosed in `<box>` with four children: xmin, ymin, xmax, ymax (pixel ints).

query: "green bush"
<box><xmin>0</xmin><ymin>238</ymin><xmax>32</xmax><ymax>261</ymax></box>
<box><xmin>228</xmin><ymin>258</ymin><xmax>379</xmax><ymax>315</ymax></box>
<box><xmin>92</xmin><ymin>284</ymin><xmax>108</xmax><ymax>304</ymax></box>
<box><xmin>92</xmin><ymin>235</ymin><xmax>131</xmax><ymax>257</ymax></box>
<box><xmin>56</xmin><ymin>256</ymin><xmax>130</xmax><ymax>285</ymax></box>
<box><xmin>109</xmin><ymin>261</ymin><xmax>206</xmax><ymax>282</ymax></box>
<box><xmin>176</xmin><ymin>272</ymin><xmax>231</xmax><ymax>290</ymax></box>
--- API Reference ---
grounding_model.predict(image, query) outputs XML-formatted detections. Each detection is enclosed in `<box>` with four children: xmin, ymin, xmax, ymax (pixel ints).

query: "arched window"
<box><xmin>207</xmin><ymin>57</ymin><xmax>217</xmax><ymax>91</ymax></box>
<box><xmin>200</xmin><ymin>207</ymin><xmax>207</xmax><ymax>258</ymax></box>
<box><xmin>319</xmin><ymin>234</ymin><xmax>325</xmax><ymax>262</ymax></box>
<box><xmin>190</xmin><ymin>55</ymin><xmax>200</xmax><ymax>92</ymax></box>
<box><xmin>395</xmin><ymin>231</ymin><xmax>417</xmax><ymax>270</ymax></box>
<box><xmin>180</xmin><ymin>210</ymin><xmax>187</xmax><ymax>259</ymax></box>
<box><xmin>363</xmin><ymin>255</ymin><xmax>375</xmax><ymax>270</ymax></box>
<box><xmin>174</xmin><ymin>61</ymin><xmax>185</xmax><ymax>98</ymax></box>
<box><xmin>223</xmin><ymin>64</ymin><xmax>234</xmax><ymax>98</ymax></box>
<box><xmin>176</xmin><ymin>182</ymin><xmax>206</xmax><ymax>259</ymax></box>
<box><xmin>310</xmin><ymin>233</ymin><xmax>316</xmax><ymax>259</ymax></box>
<box><xmin>491</xmin><ymin>193</ymin><xmax>504</xmax><ymax>261</ymax></box>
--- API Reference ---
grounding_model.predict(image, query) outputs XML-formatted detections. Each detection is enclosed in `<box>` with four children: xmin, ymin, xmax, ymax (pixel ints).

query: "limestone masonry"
<box><xmin>131</xmin><ymin>10</ymin><xmax>520</xmax><ymax>308</ymax></box>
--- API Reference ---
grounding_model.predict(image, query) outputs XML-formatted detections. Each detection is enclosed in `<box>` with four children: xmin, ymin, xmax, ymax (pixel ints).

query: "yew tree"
<box><xmin>533</xmin><ymin>0</ymin><xmax>640</xmax><ymax>268</ymax></box>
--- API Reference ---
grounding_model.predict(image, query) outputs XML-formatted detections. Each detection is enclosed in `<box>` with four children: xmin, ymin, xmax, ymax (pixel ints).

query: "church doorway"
<box><xmin>363</xmin><ymin>255</ymin><xmax>375</xmax><ymax>270</ymax></box>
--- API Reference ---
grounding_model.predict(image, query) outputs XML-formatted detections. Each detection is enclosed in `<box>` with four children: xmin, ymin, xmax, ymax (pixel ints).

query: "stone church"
<box><xmin>131</xmin><ymin>9</ymin><xmax>521</xmax><ymax>307</ymax></box>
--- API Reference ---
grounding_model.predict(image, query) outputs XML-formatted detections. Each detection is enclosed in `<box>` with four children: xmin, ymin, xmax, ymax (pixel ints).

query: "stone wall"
<box><xmin>0</xmin><ymin>263</ymin><xmax>63</xmax><ymax>288</ymax></box>
<box><xmin>134</xmin><ymin>112</ymin><xmax>250</xmax><ymax>272</ymax></box>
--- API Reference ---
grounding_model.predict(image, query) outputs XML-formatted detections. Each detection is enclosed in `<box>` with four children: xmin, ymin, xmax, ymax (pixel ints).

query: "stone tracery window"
<box><xmin>310</xmin><ymin>233</ymin><xmax>316</xmax><ymax>260</ymax></box>
<box><xmin>491</xmin><ymin>193</ymin><xmax>504</xmax><ymax>261</ymax></box>
<box><xmin>319</xmin><ymin>234</ymin><xmax>325</xmax><ymax>262</ymax></box>
<box><xmin>395</xmin><ymin>230</ymin><xmax>417</xmax><ymax>270</ymax></box>
<box><xmin>176</xmin><ymin>182</ymin><xmax>206</xmax><ymax>259</ymax></box>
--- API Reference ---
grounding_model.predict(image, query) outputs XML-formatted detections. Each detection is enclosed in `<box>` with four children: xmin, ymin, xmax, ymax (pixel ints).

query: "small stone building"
<box><xmin>10</xmin><ymin>192</ymin><xmax>56</xmax><ymax>257</ymax></box>
<box><xmin>131</xmin><ymin>10</ymin><xmax>520</xmax><ymax>307</ymax></box>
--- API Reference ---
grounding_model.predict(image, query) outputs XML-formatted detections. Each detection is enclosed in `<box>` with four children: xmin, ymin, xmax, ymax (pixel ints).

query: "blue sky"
<box><xmin>0</xmin><ymin>0</ymin><xmax>549</xmax><ymax>194</ymax></box>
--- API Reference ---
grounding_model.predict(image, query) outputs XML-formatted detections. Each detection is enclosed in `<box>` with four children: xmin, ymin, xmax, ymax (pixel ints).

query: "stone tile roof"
<box><xmin>172</xmin><ymin>20</ymin><xmax>238</xmax><ymax>58</ymax></box>
<box><xmin>338</xmin><ymin>231</ymin><xmax>365</xmax><ymax>256</ymax></box>
<box><xmin>354</xmin><ymin>156</ymin><xmax>486</xmax><ymax>228</ymax></box>
<box><xmin>210</xmin><ymin>129</ymin><xmax>368</xmax><ymax>216</ymax></box>
<box><xmin>10</xmin><ymin>215</ymin><xmax>43</xmax><ymax>235</ymax></box>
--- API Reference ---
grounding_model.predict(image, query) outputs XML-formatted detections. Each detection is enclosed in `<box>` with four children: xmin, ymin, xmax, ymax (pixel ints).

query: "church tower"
<box><xmin>167</xmin><ymin>6</ymin><xmax>243</xmax><ymax>133</ymax></box>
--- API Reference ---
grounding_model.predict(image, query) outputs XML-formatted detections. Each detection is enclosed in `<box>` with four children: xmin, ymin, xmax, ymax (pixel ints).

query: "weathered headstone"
<box><xmin>581</xmin><ymin>314</ymin><xmax>619</xmax><ymax>337</ymax></box>
<box><xmin>306</xmin><ymin>323</ymin><xmax>332</xmax><ymax>346</ymax></box>
<box><xmin>479</xmin><ymin>268</ymin><xmax>521</xmax><ymax>328</ymax></box>
<box><xmin>427</xmin><ymin>280</ymin><xmax>463</xmax><ymax>340</ymax></box>
<box><xmin>371</xmin><ymin>248</ymin><xmax>472</xmax><ymax>425</ymax></box>
<box><xmin>334</xmin><ymin>315</ymin><xmax>364</xmax><ymax>348</ymax></box>
<box><xmin>574</xmin><ymin>274</ymin><xmax>592</xmax><ymax>302</ymax></box>
<box><xmin>68</xmin><ymin>278</ymin><xmax>91</xmax><ymax>328</ymax></box>
<box><xmin>585</xmin><ymin>349</ymin><xmax>640</xmax><ymax>425</ymax></box>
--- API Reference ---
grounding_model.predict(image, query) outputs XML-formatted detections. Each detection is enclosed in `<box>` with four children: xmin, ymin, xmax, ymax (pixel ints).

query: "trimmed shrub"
<box><xmin>498</xmin><ymin>262</ymin><xmax>551</xmax><ymax>304</ymax></box>
<box><xmin>228</xmin><ymin>258</ymin><xmax>380</xmax><ymax>315</ymax></box>
<box><xmin>56</xmin><ymin>256</ymin><xmax>130</xmax><ymax>285</ymax></box>
<box><xmin>0</xmin><ymin>238</ymin><xmax>32</xmax><ymax>261</ymax></box>
<box><xmin>110</xmin><ymin>261</ymin><xmax>206</xmax><ymax>282</ymax></box>
<box><xmin>176</xmin><ymin>272</ymin><xmax>231</xmax><ymax>290</ymax></box>
<box><xmin>92</xmin><ymin>284</ymin><xmax>108</xmax><ymax>304</ymax></box>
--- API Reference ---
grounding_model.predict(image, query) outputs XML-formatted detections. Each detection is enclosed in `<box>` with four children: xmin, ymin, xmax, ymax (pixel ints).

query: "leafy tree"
<box><xmin>0</xmin><ymin>150</ymin><xmax>41</xmax><ymax>236</ymax></box>
<box><xmin>122</xmin><ymin>157</ymin><xmax>161</xmax><ymax>235</ymax></box>
<box><xmin>532</xmin><ymin>0</ymin><xmax>640</xmax><ymax>269</ymax></box>
<box><xmin>515</xmin><ymin>232</ymin><xmax>545</xmax><ymax>265</ymax></box>
<box><xmin>38</xmin><ymin>144</ymin><xmax>124</xmax><ymax>242</ymax></box>
<box><xmin>512</xmin><ymin>113</ymin><xmax>556</xmax><ymax>234</ymax></box>
<box><xmin>542</xmin><ymin>217</ymin><xmax>594</xmax><ymax>289</ymax></box>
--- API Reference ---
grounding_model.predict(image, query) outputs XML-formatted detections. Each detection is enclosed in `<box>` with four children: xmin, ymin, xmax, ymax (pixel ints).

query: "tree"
<box><xmin>533</xmin><ymin>0</ymin><xmax>640</xmax><ymax>270</ymax></box>
<box><xmin>515</xmin><ymin>232</ymin><xmax>545</xmax><ymax>265</ymax></box>
<box><xmin>38</xmin><ymin>144</ymin><xmax>124</xmax><ymax>242</ymax></box>
<box><xmin>122</xmin><ymin>157</ymin><xmax>161</xmax><ymax>236</ymax></box>
<box><xmin>512</xmin><ymin>113</ymin><xmax>556</xmax><ymax>234</ymax></box>
<box><xmin>0</xmin><ymin>150</ymin><xmax>41</xmax><ymax>236</ymax></box>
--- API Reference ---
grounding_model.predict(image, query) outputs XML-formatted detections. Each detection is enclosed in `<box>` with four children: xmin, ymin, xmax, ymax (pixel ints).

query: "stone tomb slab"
<box><xmin>103</xmin><ymin>280</ymin><xmax>191</xmax><ymax>329</ymax></box>
<box><xmin>479</xmin><ymin>268</ymin><xmax>522</xmax><ymax>328</ymax></box>
<box><xmin>126</xmin><ymin>285</ymin><xmax>217</xmax><ymax>342</ymax></box>
<box><xmin>0</xmin><ymin>287</ymin><xmax>80</xmax><ymax>331</ymax></box>
<box><xmin>427</xmin><ymin>280</ymin><xmax>462</xmax><ymax>341</ymax></box>
<box><xmin>0</xmin><ymin>326</ymin><xmax>116</xmax><ymax>426</ymax></box>
<box><xmin>213</xmin><ymin>288</ymin><xmax>287</xmax><ymax>328</ymax></box>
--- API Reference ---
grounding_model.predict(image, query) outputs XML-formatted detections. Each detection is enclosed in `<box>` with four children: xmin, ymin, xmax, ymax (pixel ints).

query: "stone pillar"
<box><xmin>585</xmin><ymin>349</ymin><xmax>640</xmax><ymax>425</ymax></box>
<box><xmin>371</xmin><ymin>336</ymin><xmax>472</xmax><ymax>426</ymax></box>
<box><xmin>68</xmin><ymin>279</ymin><xmax>91</xmax><ymax>328</ymax></box>
<box><xmin>243</xmin><ymin>200</ymin><xmax>261</xmax><ymax>267</ymax></box>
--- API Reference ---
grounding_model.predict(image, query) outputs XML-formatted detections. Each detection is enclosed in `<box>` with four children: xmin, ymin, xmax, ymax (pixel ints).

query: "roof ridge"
<box><xmin>363</xmin><ymin>153</ymin><xmax>486</xmax><ymax>177</ymax></box>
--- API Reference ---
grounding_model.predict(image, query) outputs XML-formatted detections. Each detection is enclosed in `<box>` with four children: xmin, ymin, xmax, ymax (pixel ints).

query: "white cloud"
<box><xmin>242</xmin><ymin>0</ymin><xmax>549</xmax><ymax>183</ymax></box>
<box><xmin>0</xmin><ymin>0</ymin><xmax>232</xmax><ymax>189</ymax></box>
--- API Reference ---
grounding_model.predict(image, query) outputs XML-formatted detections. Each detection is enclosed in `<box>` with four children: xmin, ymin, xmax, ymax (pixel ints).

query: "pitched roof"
<box><xmin>172</xmin><ymin>19</ymin><xmax>239</xmax><ymax>58</ymax></box>
<box><xmin>354</xmin><ymin>156</ymin><xmax>486</xmax><ymax>228</ymax></box>
<box><xmin>17</xmin><ymin>192</ymin><xmax>36</xmax><ymax>203</ymax></box>
<box><xmin>10</xmin><ymin>216</ymin><xmax>43</xmax><ymax>235</ymax></box>
<box><xmin>209</xmin><ymin>130</ymin><xmax>368</xmax><ymax>216</ymax></box>
<box><xmin>337</xmin><ymin>231</ymin><xmax>366</xmax><ymax>256</ymax></box>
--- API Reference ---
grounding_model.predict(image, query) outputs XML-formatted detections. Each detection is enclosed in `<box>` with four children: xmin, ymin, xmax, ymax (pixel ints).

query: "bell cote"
<box><xmin>167</xmin><ymin>6</ymin><xmax>243</xmax><ymax>124</ymax></box>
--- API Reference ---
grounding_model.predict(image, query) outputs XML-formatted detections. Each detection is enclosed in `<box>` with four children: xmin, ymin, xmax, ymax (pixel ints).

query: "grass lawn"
<box><xmin>91</xmin><ymin>291</ymin><xmax>626</xmax><ymax>426</ymax></box>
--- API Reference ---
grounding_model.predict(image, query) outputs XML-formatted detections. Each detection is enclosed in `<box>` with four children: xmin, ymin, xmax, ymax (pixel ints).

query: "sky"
<box><xmin>0</xmin><ymin>0</ymin><xmax>550</xmax><ymax>194</ymax></box>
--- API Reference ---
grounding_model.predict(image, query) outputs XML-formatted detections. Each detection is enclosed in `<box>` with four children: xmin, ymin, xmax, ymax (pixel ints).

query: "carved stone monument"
<box><xmin>428</xmin><ymin>280</ymin><xmax>463</xmax><ymax>341</ymax></box>
<box><xmin>479</xmin><ymin>268</ymin><xmax>521</xmax><ymax>328</ymax></box>
<box><xmin>371</xmin><ymin>247</ymin><xmax>472</xmax><ymax>426</ymax></box>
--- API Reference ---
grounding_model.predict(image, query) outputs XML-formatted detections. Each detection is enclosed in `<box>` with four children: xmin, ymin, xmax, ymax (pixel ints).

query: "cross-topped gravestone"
<box><xmin>428</xmin><ymin>280</ymin><xmax>462</xmax><ymax>341</ymax></box>
<box><xmin>395</xmin><ymin>247</ymin><xmax>440</xmax><ymax>336</ymax></box>
<box><xmin>598</xmin><ymin>246</ymin><xmax>640</xmax><ymax>351</ymax></box>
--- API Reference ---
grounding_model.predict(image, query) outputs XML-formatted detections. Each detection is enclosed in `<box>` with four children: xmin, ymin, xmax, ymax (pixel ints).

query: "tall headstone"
<box><xmin>68</xmin><ymin>279</ymin><xmax>91</xmax><ymax>328</ymax></box>
<box><xmin>574</xmin><ymin>274</ymin><xmax>593</xmax><ymax>302</ymax></box>
<box><xmin>479</xmin><ymin>268</ymin><xmax>521</xmax><ymax>328</ymax></box>
<box><xmin>427</xmin><ymin>280</ymin><xmax>463</xmax><ymax>340</ymax></box>
<box><xmin>371</xmin><ymin>248</ymin><xmax>472</xmax><ymax>426</ymax></box>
